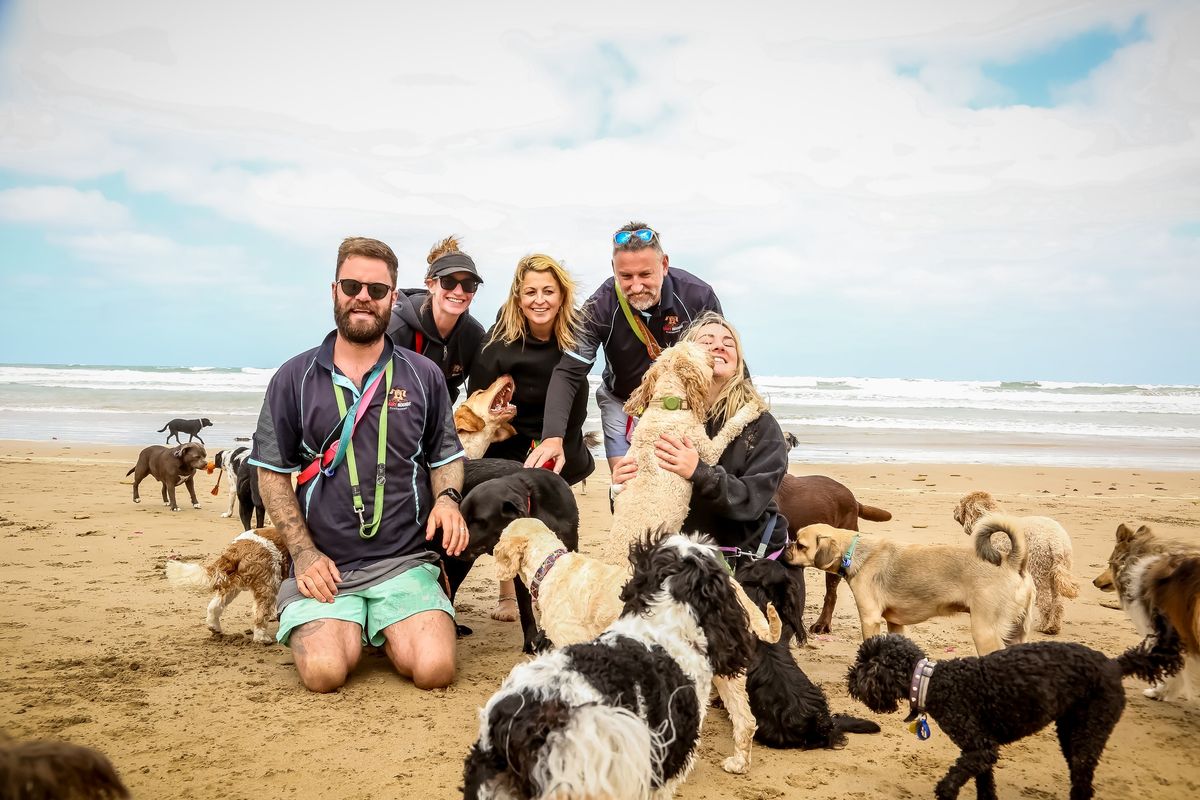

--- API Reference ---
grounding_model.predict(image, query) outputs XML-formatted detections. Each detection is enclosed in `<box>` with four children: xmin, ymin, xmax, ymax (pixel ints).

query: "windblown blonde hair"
<box><xmin>488</xmin><ymin>254</ymin><xmax>580</xmax><ymax>351</ymax></box>
<box><xmin>680</xmin><ymin>310</ymin><xmax>767</xmax><ymax>428</ymax></box>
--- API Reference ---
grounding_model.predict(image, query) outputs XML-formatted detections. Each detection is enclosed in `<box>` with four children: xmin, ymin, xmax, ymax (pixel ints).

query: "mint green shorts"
<box><xmin>276</xmin><ymin>562</ymin><xmax>455</xmax><ymax>646</ymax></box>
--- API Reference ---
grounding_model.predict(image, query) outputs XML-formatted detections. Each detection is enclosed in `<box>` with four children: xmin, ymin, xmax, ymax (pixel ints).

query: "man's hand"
<box><xmin>524</xmin><ymin>437</ymin><xmax>565</xmax><ymax>473</ymax></box>
<box><xmin>655</xmin><ymin>434</ymin><xmax>699</xmax><ymax>480</ymax></box>
<box><xmin>294</xmin><ymin>546</ymin><xmax>342</xmax><ymax>603</ymax></box>
<box><xmin>427</xmin><ymin>496</ymin><xmax>469</xmax><ymax>557</ymax></box>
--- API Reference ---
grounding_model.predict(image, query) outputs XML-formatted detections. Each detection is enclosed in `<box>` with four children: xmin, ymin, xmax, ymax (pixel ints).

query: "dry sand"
<box><xmin>2</xmin><ymin>440</ymin><xmax>1199</xmax><ymax>799</ymax></box>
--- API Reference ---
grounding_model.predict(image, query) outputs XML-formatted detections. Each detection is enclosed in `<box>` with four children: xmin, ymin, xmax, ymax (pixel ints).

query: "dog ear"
<box><xmin>1116</xmin><ymin>522</ymin><xmax>1148</xmax><ymax>542</ymax></box>
<box><xmin>674</xmin><ymin>551</ymin><xmax>758</xmax><ymax>677</ymax></box>
<box><xmin>454</xmin><ymin>406</ymin><xmax>485</xmax><ymax>434</ymax></box>
<box><xmin>845</xmin><ymin>634</ymin><xmax>919</xmax><ymax>714</ymax></box>
<box><xmin>814</xmin><ymin>536</ymin><xmax>842</xmax><ymax>572</ymax></box>
<box><xmin>623</xmin><ymin>360</ymin><xmax>663</xmax><ymax>416</ymax></box>
<box><xmin>172</xmin><ymin>447</ymin><xmax>184</xmax><ymax>459</ymax></box>
<box><xmin>492</xmin><ymin>533</ymin><xmax>526</xmax><ymax>582</ymax></box>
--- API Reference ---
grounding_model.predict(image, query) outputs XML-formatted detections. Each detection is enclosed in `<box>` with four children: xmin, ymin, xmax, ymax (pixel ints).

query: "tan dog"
<box><xmin>605</xmin><ymin>342</ymin><xmax>764</xmax><ymax>565</ymax></box>
<box><xmin>454</xmin><ymin>374</ymin><xmax>517</xmax><ymax>459</ymax></box>
<box><xmin>165</xmin><ymin>527</ymin><xmax>291</xmax><ymax>644</ymax></box>
<box><xmin>1093</xmin><ymin>523</ymin><xmax>1200</xmax><ymax>701</ymax></box>
<box><xmin>784</xmin><ymin>519</ymin><xmax>1034</xmax><ymax>655</ymax></box>
<box><xmin>494</xmin><ymin>518</ymin><xmax>782</xmax><ymax>775</ymax></box>
<box><xmin>953</xmin><ymin>490</ymin><xmax>1079</xmax><ymax>634</ymax></box>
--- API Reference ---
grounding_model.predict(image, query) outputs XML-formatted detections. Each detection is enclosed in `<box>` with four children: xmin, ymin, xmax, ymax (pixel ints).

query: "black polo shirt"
<box><xmin>249</xmin><ymin>331</ymin><xmax>464</xmax><ymax>571</ymax></box>
<box><xmin>541</xmin><ymin>268</ymin><xmax>722</xmax><ymax>439</ymax></box>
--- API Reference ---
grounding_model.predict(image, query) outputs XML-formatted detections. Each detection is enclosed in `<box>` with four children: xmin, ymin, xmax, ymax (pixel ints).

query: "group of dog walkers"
<box><xmin>248</xmin><ymin>222</ymin><xmax>793</xmax><ymax>692</ymax></box>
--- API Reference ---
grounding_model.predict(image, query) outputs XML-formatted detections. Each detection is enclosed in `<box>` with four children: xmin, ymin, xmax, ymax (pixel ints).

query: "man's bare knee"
<box><xmin>297</xmin><ymin>657</ymin><xmax>351</xmax><ymax>693</ymax></box>
<box><xmin>412</xmin><ymin>657</ymin><xmax>455</xmax><ymax>690</ymax></box>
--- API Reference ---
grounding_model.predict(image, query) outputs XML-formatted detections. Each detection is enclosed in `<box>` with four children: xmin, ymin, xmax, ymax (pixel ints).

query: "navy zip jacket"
<box><xmin>387</xmin><ymin>289</ymin><xmax>485</xmax><ymax>404</ymax></box>
<box><xmin>540</xmin><ymin>268</ymin><xmax>721</xmax><ymax>440</ymax></box>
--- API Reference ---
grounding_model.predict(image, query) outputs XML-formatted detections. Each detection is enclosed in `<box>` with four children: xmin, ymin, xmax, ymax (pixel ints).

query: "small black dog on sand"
<box><xmin>157</xmin><ymin>417</ymin><xmax>213</xmax><ymax>445</ymax></box>
<box><xmin>846</xmin><ymin>629</ymin><xmax>1182</xmax><ymax>800</ymax></box>
<box><xmin>737</xmin><ymin>558</ymin><xmax>879</xmax><ymax>749</ymax></box>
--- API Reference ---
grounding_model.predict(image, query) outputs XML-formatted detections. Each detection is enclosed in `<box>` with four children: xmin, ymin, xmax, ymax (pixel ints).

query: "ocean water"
<box><xmin>1</xmin><ymin>364</ymin><xmax>1197</xmax><ymax>469</ymax></box>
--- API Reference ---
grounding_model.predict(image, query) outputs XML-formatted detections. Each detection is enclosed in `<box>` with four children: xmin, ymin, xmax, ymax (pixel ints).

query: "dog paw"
<box><xmin>171</xmin><ymin>507</ymin><xmax>181</xmax><ymax>512</ymax></box>
<box><xmin>133</xmin><ymin>498</ymin><xmax>140</xmax><ymax>503</ymax></box>
<box><xmin>1143</xmin><ymin>686</ymin><xmax>1164</xmax><ymax>700</ymax></box>
<box><xmin>192</xmin><ymin>503</ymin><xmax>201</xmax><ymax>509</ymax></box>
<box><xmin>253</xmin><ymin>631</ymin><xmax>274</xmax><ymax>644</ymax></box>
<box><xmin>721</xmin><ymin>754</ymin><xmax>749</xmax><ymax>775</ymax></box>
<box><xmin>809</xmin><ymin>621</ymin><xmax>832</xmax><ymax>635</ymax></box>
<box><xmin>220</xmin><ymin>512</ymin><xmax>231</xmax><ymax>518</ymax></box>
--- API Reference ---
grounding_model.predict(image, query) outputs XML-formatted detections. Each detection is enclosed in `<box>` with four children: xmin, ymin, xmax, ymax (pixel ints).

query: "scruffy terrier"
<box><xmin>846</xmin><ymin>631</ymin><xmax>1181</xmax><ymax>800</ymax></box>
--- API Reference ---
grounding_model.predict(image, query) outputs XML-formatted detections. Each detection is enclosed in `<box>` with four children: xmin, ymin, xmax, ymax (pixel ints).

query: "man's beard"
<box><xmin>627</xmin><ymin>291</ymin><xmax>659</xmax><ymax>312</ymax></box>
<box><xmin>335</xmin><ymin>302</ymin><xmax>390</xmax><ymax>344</ymax></box>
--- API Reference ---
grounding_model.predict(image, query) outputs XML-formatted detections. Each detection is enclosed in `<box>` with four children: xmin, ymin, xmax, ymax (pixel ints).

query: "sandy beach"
<box><xmin>2</xmin><ymin>439</ymin><xmax>1199</xmax><ymax>799</ymax></box>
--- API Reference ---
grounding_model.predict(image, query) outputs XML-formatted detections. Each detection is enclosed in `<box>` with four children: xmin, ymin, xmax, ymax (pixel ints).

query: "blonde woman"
<box><xmin>467</xmin><ymin>254</ymin><xmax>595</xmax><ymax>620</ymax></box>
<box><xmin>611</xmin><ymin>311</ymin><xmax>790</xmax><ymax>560</ymax></box>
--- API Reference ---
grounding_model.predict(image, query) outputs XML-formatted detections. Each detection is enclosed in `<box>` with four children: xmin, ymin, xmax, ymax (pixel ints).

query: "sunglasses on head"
<box><xmin>336</xmin><ymin>278</ymin><xmax>393</xmax><ymax>301</ymax></box>
<box><xmin>613</xmin><ymin>228</ymin><xmax>657</xmax><ymax>246</ymax></box>
<box><xmin>437</xmin><ymin>275</ymin><xmax>481</xmax><ymax>293</ymax></box>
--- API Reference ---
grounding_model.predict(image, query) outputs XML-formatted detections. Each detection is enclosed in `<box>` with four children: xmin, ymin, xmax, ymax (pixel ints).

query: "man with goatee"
<box><xmin>251</xmin><ymin>236</ymin><xmax>467</xmax><ymax>693</ymax></box>
<box><xmin>526</xmin><ymin>221</ymin><xmax>723</xmax><ymax>475</ymax></box>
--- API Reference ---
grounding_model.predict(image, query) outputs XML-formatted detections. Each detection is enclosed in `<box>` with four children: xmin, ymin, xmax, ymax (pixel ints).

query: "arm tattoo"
<box><xmin>258</xmin><ymin>467</ymin><xmax>316</xmax><ymax>558</ymax></box>
<box><xmin>429</xmin><ymin>459</ymin><xmax>464</xmax><ymax>499</ymax></box>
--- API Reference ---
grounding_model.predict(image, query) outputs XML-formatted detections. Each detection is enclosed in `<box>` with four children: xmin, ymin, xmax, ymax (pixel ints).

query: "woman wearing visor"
<box><xmin>387</xmin><ymin>236</ymin><xmax>485</xmax><ymax>403</ymax></box>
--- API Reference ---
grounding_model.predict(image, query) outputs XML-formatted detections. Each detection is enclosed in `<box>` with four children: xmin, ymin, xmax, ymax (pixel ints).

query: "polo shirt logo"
<box><xmin>450</xmin><ymin>364</ymin><xmax>464</xmax><ymax>376</ymax></box>
<box><xmin>388</xmin><ymin>387</ymin><xmax>411</xmax><ymax>410</ymax></box>
<box><xmin>663</xmin><ymin>314</ymin><xmax>682</xmax><ymax>335</ymax></box>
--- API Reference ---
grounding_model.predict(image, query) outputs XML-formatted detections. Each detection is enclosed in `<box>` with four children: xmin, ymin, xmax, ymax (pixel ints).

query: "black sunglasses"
<box><xmin>336</xmin><ymin>279</ymin><xmax>393</xmax><ymax>301</ymax></box>
<box><xmin>437</xmin><ymin>275</ymin><xmax>481</xmax><ymax>294</ymax></box>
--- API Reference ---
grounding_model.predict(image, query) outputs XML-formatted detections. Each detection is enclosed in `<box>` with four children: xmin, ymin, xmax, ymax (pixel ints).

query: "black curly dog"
<box><xmin>737</xmin><ymin>558</ymin><xmax>880</xmax><ymax>748</ymax></box>
<box><xmin>846</xmin><ymin>627</ymin><xmax>1182</xmax><ymax>800</ymax></box>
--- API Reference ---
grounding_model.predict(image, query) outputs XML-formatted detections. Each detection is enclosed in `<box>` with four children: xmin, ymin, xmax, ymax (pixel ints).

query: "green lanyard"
<box><xmin>332</xmin><ymin>360</ymin><xmax>393</xmax><ymax>539</ymax></box>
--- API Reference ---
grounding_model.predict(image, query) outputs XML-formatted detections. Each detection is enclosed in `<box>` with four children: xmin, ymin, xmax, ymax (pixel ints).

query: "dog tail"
<box><xmin>156</xmin><ymin>424</ymin><xmax>169</xmax><ymax>432</ymax></box>
<box><xmin>973</xmin><ymin>515</ymin><xmax>1029</xmax><ymax>574</ymax></box>
<box><xmin>164</xmin><ymin>560</ymin><xmax>215</xmax><ymax>592</ymax></box>
<box><xmin>832</xmin><ymin>714</ymin><xmax>881</xmax><ymax>735</ymax></box>
<box><xmin>1053</xmin><ymin>562</ymin><xmax>1080</xmax><ymax>599</ymax></box>
<box><xmin>0</xmin><ymin>738</ymin><xmax>129</xmax><ymax>799</ymax></box>
<box><xmin>857</xmin><ymin>504</ymin><xmax>892</xmax><ymax>523</ymax></box>
<box><xmin>1118</xmin><ymin>612</ymin><xmax>1185</xmax><ymax>685</ymax></box>
<box><xmin>125</xmin><ymin>466</ymin><xmax>135</xmax><ymax>477</ymax></box>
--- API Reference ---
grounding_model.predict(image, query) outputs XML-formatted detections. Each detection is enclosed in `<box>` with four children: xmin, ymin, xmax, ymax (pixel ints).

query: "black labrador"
<box><xmin>157</xmin><ymin>417</ymin><xmax>213</xmax><ymax>445</ymax></box>
<box><xmin>438</xmin><ymin>459</ymin><xmax>579</xmax><ymax>653</ymax></box>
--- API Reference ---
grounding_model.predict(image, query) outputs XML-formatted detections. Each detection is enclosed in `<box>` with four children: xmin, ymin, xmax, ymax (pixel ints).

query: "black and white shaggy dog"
<box><xmin>737</xmin><ymin>558</ymin><xmax>880</xmax><ymax>749</ymax></box>
<box><xmin>462</xmin><ymin>533</ymin><xmax>764</xmax><ymax>800</ymax></box>
<box><xmin>846</xmin><ymin>630</ymin><xmax>1183</xmax><ymax>800</ymax></box>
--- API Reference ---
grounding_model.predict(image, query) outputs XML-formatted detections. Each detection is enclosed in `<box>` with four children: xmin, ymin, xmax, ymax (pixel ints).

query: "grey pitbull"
<box><xmin>126</xmin><ymin>443</ymin><xmax>208</xmax><ymax>511</ymax></box>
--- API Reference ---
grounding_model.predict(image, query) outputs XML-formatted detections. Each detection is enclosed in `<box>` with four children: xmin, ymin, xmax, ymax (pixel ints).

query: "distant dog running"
<box><xmin>954</xmin><ymin>490</ymin><xmax>1079</xmax><ymax>634</ymax></box>
<box><xmin>126</xmin><ymin>443</ymin><xmax>208</xmax><ymax>512</ymax></box>
<box><xmin>1093</xmin><ymin>522</ymin><xmax>1200</xmax><ymax>701</ymax></box>
<box><xmin>165</xmin><ymin>527</ymin><xmax>291</xmax><ymax>644</ymax></box>
<box><xmin>847</xmin><ymin>631</ymin><xmax>1182</xmax><ymax>800</ymax></box>
<box><xmin>157</xmin><ymin>417</ymin><xmax>213</xmax><ymax>445</ymax></box>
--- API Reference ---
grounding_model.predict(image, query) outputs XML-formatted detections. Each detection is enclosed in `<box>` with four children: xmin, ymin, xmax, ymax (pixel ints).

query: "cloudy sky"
<box><xmin>1</xmin><ymin>0</ymin><xmax>1196</xmax><ymax>383</ymax></box>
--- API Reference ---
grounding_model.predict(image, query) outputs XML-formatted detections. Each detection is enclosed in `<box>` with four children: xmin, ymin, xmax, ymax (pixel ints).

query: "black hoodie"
<box><xmin>386</xmin><ymin>289</ymin><xmax>485</xmax><ymax>404</ymax></box>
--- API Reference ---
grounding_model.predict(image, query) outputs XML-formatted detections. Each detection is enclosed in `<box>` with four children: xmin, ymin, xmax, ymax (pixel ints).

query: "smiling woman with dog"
<box><xmin>385</xmin><ymin>235</ymin><xmax>485</xmax><ymax>403</ymax></box>
<box><xmin>611</xmin><ymin>311</ymin><xmax>790</xmax><ymax>560</ymax></box>
<box><xmin>466</xmin><ymin>253</ymin><xmax>595</xmax><ymax>622</ymax></box>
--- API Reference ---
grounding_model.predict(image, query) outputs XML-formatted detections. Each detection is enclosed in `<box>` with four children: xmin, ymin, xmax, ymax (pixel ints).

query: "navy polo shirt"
<box><xmin>249</xmin><ymin>331</ymin><xmax>464</xmax><ymax>571</ymax></box>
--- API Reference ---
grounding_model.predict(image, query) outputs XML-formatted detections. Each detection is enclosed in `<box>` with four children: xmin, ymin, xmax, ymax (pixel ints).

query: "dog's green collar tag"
<box><xmin>663</xmin><ymin>396</ymin><xmax>682</xmax><ymax>411</ymax></box>
<box><xmin>839</xmin><ymin>534</ymin><xmax>860</xmax><ymax>575</ymax></box>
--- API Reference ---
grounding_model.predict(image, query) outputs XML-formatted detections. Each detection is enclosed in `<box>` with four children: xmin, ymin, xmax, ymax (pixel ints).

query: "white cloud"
<box><xmin>0</xmin><ymin>0</ymin><xmax>1197</xmax><ymax>377</ymax></box>
<box><xmin>0</xmin><ymin>185</ymin><xmax>130</xmax><ymax>229</ymax></box>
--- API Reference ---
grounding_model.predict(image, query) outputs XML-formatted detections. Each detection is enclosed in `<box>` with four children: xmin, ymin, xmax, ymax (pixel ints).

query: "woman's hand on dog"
<box><xmin>655</xmin><ymin>434</ymin><xmax>699</xmax><ymax>480</ymax></box>
<box><xmin>295</xmin><ymin>547</ymin><xmax>342</xmax><ymax>603</ymax></box>
<box><xmin>611</xmin><ymin>454</ymin><xmax>638</xmax><ymax>487</ymax></box>
<box><xmin>427</xmin><ymin>497</ymin><xmax>470</xmax><ymax>557</ymax></box>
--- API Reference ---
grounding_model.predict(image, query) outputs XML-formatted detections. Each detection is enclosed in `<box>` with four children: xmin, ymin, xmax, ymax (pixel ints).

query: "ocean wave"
<box><xmin>774</xmin><ymin>415</ymin><xmax>1200</xmax><ymax>439</ymax></box>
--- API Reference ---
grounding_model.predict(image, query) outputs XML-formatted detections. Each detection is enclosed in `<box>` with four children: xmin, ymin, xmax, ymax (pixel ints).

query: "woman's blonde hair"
<box><xmin>489</xmin><ymin>254</ymin><xmax>580</xmax><ymax>351</ymax></box>
<box><xmin>680</xmin><ymin>310</ymin><xmax>767</xmax><ymax>428</ymax></box>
